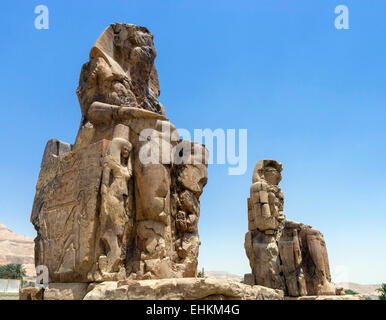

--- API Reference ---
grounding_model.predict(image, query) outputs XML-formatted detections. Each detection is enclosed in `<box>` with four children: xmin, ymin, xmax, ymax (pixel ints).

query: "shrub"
<box><xmin>21</xmin><ymin>280</ymin><xmax>35</xmax><ymax>288</ymax></box>
<box><xmin>344</xmin><ymin>289</ymin><xmax>359</xmax><ymax>295</ymax></box>
<box><xmin>197</xmin><ymin>268</ymin><xmax>205</xmax><ymax>278</ymax></box>
<box><xmin>376</xmin><ymin>283</ymin><xmax>386</xmax><ymax>300</ymax></box>
<box><xmin>0</xmin><ymin>264</ymin><xmax>26</xmax><ymax>279</ymax></box>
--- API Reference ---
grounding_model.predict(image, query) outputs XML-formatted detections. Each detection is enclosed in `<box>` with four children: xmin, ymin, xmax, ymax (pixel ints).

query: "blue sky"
<box><xmin>0</xmin><ymin>0</ymin><xmax>385</xmax><ymax>284</ymax></box>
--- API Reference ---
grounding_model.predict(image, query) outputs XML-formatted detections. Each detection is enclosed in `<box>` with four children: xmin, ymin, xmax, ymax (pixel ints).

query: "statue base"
<box><xmin>20</xmin><ymin>278</ymin><xmax>284</xmax><ymax>300</ymax></box>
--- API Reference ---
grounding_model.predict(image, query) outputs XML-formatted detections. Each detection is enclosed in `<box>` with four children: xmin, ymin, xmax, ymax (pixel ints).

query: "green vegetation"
<box><xmin>376</xmin><ymin>283</ymin><xmax>386</xmax><ymax>300</ymax></box>
<box><xmin>344</xmin><ymin>289</ymin><xmax>359</xmax><ymax>295</ymax></box>
<box><xmin>197</xmin><ymin>268</ymin><xmax>205</xmax><ymax>278</ymax></box>
<box><xmin>21</xmin><ymin>280</ymin><xmax>35</xmax><ymax>288</ymax></box>
<box><xmin>0</xmin><ymin>293</ymin><xmax>19</xmax><ymax>301</ymax></box>
<box><xmin>0</xmin><ymin>264</ymin><xmax>26</xmax><ymax>279</ymax></box>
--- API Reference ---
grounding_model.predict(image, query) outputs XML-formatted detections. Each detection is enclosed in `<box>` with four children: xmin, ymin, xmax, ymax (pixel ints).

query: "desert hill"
<box><xmin>205</xmin><ymin>270</ymin><xmax>243</xmax><ymax>281</ymax></box>
<box><xmin>0</xmin><ymin>222</ymin><xmax>34</xmax><ymax>266</ymax></box>
<box><xmin>336</xmin><ymin>282</ymin><xmax>381</xmax><ymax>299</ymax></box>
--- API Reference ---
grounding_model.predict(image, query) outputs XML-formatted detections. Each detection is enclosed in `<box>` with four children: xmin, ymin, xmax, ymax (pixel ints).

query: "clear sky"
<box><xmin>0</xmin><ymin>0</ymin><xmax>385</xmax><ymax>284</ymax></box>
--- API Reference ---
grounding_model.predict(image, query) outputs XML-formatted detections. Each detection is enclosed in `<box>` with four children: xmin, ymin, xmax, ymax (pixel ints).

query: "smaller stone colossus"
<box><xmin>244</xmin><ymin>160</ymin><xmax>337</xmax><ymax>296</ymax></box>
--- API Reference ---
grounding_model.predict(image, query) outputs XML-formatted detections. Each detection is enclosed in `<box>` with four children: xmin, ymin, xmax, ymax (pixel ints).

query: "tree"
<box><xmin>376</xmin><ymin>283</ymin><xmax>386</xmax><ymax>300</ymax></box>
<box><xmin>197</xmin><ymin>267</ymin><xmax>205</xmax><ymax>278</ymax></box>
<box><xmin>0</xmin><ymin>264</ymin><xmax>26</xmax><ymax>279</ymax></box>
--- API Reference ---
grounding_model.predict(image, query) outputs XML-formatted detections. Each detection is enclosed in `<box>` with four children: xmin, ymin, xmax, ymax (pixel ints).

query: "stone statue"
<box><xmin>245</xmin><ymin>159</ymin><xmax>337</xmax><ymax>296</ymax></box>
<box><xmin>31</xmin><ymin>23</ymin><xmax>208</xmax><ymax>284</ymax></box>
<box><xmin>249</xmin><ymin>160</ymin><xmax>285</xmax><ymax>233</ymax></box>
<box><xmin>245</xmin><ymin>160</ymin><xmax>286</xmax><ymax>290</ymax></box>
<box><xmin>96</xmin><ymin>124</ymin><xmax>134</xmax><ymax>281</ymax></box>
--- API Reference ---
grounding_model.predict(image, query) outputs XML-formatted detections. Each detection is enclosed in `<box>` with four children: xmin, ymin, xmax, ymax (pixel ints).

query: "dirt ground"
<box><xmin>0</xmin><ymin>293</ymin><xmax>19</xmax><ymax>300</ymax></box>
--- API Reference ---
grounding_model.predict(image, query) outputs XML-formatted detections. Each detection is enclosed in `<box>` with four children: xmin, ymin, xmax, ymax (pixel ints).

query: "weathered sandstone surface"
<box><xmin>21</xmin><ymin>278</ymin><xmax>283</xmax><ymax>300</ymax></box>
<box><xmin>84</xmin><ymin>278</ymin><xmax>283</xmax><ymax>300</ymax></box>
<box><xmin>44</xmin><ymin>283</ymin><xmax>89</xmax><ymax>300</ymax></box>
<box><xmin>19</xmin><ymin>287</ymin><xmax>44</xmax><ymax>300</ymax></box>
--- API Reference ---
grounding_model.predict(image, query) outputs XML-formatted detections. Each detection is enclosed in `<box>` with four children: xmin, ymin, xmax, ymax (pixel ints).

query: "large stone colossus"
<box><xmin>31</xmin><ymin>23</ymin><xmax>209</xmax><ymax>283</ymax></box>
<box><xmin>244</xmin><ymin>160</ymin><xmax>337</xmax><ymax>297</ymax></box>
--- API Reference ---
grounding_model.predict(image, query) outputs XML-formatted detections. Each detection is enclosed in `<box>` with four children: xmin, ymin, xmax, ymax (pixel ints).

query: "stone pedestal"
<box><xmin>20</xmin><ymin>279</ymin><xmax>284</xmax><ymax>300</ymax></box>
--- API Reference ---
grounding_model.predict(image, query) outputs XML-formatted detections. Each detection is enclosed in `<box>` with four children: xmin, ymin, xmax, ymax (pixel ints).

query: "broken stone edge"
<box><xmin>20</xmin><ymin>278</ymin><xmax>284</xmax><ymax>300</ymax></box>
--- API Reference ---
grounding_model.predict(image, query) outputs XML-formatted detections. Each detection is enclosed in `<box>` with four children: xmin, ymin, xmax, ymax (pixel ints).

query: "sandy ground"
<box><xmin>0</xmin><ymin>293</ymin><xmax>19</xmax><ymax>300</ymax></box>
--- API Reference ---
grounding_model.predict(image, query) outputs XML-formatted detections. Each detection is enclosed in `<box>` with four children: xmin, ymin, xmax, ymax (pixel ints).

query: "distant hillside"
<box><xmin>336</xmin><ymin>282</ymin><xmax>381</xmax><ymax>299</ymax></box>
<box><xmin>205</xmin><ymin>271</ymin><xmax>242</xmax><ymax>281</ymax></box>
<box><xmin>0</xmin><ymin>222</ymin><xmax>34</xmax><ymax>266</ymax></box>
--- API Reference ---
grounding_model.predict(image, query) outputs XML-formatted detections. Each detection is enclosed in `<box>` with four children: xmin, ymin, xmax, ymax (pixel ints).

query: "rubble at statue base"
<box><xmin>244</xmin><ymin>160</ymin><xmax>339</xmax><ymax>297</ymax></box>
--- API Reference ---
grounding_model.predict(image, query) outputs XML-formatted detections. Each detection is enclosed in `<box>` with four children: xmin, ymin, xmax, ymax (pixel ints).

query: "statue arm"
<box><xmin>127</xmin><ymin>155</ymin><xmax>133</xmax><ymax>178</ymax></box>
<box><xmin>88</xmin><ymin>101</ymin><xmax>167</xmax><ymax>125</ymax></box>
